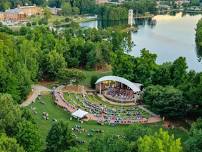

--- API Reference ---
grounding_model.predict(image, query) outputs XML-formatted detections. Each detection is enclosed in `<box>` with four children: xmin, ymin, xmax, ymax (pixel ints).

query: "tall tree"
<box><xmin>137</xmin><ymin>129</ymin><xmax>183</xmax><ymax>152</ymax></box>
<box><xmin>0</xmin><ymin>134</ymin><xmax>25</xmax><ymax>152</ymax></box>
<box><xmin>15</xmin><ymin>121</ymin><xmax>42</xmax><ymax>152</ymax></box>
<box><xmin>144</xmin><ymin>85</ymin><xmax>188</xmax><ymax>118</ymax></box>
<box><xmin>46</xmin><ymin>121</ymin><xmax>76</xmax><ymax>152</ymax></box>
<box><xmin>0</xmin><ymin>94</ymin><xmax>21</xmax><ymax>136</ymax></box>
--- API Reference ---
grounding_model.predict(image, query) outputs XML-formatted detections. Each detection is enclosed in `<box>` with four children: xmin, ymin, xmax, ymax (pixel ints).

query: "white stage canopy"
<box><xmin>72</xmin><ymin>109</ymin><xmax>88</xmax><ymax>119</ymax></box>
<box><xmin>95</xmin><ymin>76</ymin><xmax>142</xmax><ymax>93</ymax></box>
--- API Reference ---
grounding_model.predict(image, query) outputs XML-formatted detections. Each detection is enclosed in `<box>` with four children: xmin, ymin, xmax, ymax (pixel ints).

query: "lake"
<box><xmin>80</xmin><ymin>12</ymin><xmax>202</xmax><ymax>72</ymax></box>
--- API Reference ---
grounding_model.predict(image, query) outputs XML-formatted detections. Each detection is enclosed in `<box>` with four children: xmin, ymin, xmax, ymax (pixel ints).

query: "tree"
<box><xmin>152</xmin><ymin>62</ymin><xmax>172</xmax><ymax>86</ymax></box>
<box><xmin>144</xmin><ymin>85</ymin><xmax>187</xmax><ymax>118</ymax></box>
<box><xmin>61</xmin><ymin>2</ymin><xmax>72</xmax><ymax>16</ymax></box>
<box><xmin>57</xmin><ymin>68</ymin><xmax>86</xmax><ymax>85</ymax></box>
<box><xmin>44</xmin><ymin>7</ymin><xmax>51</xmax><ymax>21</ymax></box>
<box><xmin>124</xmin><ymin>124</ymin><xmax>151</xmax><ymax>142</ymax></box>
<box><xmin>0</xmin><ymin>134</ymin><xmax>25</xmax><ymax>152</ymax></box>
<box><xmin>134</xmin><ymin>49</ymin><xmax>157</xmax><ymax>85</ymax></box>
<box><xmin>46</xmin><ymin>121</ymin><xmax>76</xmax><ymax>152</ymax></box>
<box><xmin>43</xmin><ymin>50</ymin><xmax>66</xmax><ymax>80</ymax></box>
<box><xmin>184</xmin><ymin>119</ymin><xmax>202</xmax><ymax>152</ymax></box>
<box><xmin>0</xmin><ymin>94</ymin><xmax>21</xmax><ymax>136</ymax></box>
<box><xmin>137</xmin><ymin>129</ymin><xmax>183</xmax><ymax>152</ymax></box>
<box><xmin>88</xmin><ymin>135</ymin><xmax>131</xmax><ymax>152</ymax></box>
<box><xmin>112</xmin><ymin>51</ymin><xmax>135</xmax><ymax>81</ymax></box>
<box><xmin>90</xmin><ymin>75</ymin><xmax>99</xmax><ymax>89</ymax></box>
<box><xmin>15</xmin><ymin>121</ymin><xmax>42</xmax><ymax>152</ymax></box>
<box><xmin>170</xmin><ymin>57</ymin><xmax>188</xmax><ymax>86</ymax></box>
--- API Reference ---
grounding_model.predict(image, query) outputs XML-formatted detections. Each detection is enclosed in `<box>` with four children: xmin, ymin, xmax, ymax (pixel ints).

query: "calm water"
<box><xmin>80</xmin><ymin>13</ymin><xmax>202</xmax><ymax>71</ymax></box>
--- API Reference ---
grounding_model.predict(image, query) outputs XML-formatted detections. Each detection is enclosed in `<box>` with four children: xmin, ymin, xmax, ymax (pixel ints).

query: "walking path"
<box><xmin>138</xmin><ymin>105</ymin><xmax>157</xmax><ymax>116</ymax></box>
<box><xmin>20</xmin><ymin>85</ymin><xmax>51</xmax><ymax>107</ymax></box>
<box><xmin>53</xmin><ymin>90</ymin><xmax>97</xmax><ymax>121</ymax></box>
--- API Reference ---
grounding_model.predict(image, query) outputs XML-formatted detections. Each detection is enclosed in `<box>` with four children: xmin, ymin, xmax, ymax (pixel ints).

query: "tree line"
<box><xmin>112</xmin><ymin>49</ymin><xmax>202</xmax><ymax>119</ymax></box>
<box><xmin>0</xmin><ymin>24</ymin><xmax>127</xmax><ymax>102</ymax></box>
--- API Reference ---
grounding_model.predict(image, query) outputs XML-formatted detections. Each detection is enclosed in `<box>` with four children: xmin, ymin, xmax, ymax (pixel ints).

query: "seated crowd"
<box><xmin>106</xmin><ymin>87</ymin><xmax>134</xmax><ymax>101</ymax></box>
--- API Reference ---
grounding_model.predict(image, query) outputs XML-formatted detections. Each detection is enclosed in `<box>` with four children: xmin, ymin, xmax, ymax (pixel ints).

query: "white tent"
<box><xmin>72</xmin><ymin>109</ymin><xmax>88</xmax><ymax>119</ymax></box>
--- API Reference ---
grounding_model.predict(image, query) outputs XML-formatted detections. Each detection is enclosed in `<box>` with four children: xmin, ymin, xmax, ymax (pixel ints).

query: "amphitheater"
<box><xmin>53</xmin><ymin>76</ymin><xmax>161</xmax><ymax>125</ymax></box>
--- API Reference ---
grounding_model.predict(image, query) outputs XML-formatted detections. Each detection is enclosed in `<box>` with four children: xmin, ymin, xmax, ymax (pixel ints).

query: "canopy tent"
<box><xmin>72</xmin><ymin>109</ymin><xmax>88</xmax><ymax>119</ymax></box>
<box><xmin>95</xmin><ymin>76</ymin><xmax>142</xmax><ymax>93</ymax></box>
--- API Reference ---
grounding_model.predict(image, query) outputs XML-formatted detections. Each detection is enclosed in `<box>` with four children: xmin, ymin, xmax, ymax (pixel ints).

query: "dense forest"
<box><xmin>112</xmin><ymin>49</ymin><xmax>202</xmax><ymax>119</ymax></box>
<box><xmin>0</xmin><ymin>23</ymin><xmax>128</xmax><ymax>103</ymax></box>
<box><xmin>196</xmin><ymin>18</ymin><xmax>202</xmax><ymax>58</ymax></box>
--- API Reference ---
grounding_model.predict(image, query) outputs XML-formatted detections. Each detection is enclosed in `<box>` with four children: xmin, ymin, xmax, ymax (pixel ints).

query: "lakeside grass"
<box><xmin>28</xmin><ymin>94</ymin><xmax>189</xmax><ymax>151</ymax></box>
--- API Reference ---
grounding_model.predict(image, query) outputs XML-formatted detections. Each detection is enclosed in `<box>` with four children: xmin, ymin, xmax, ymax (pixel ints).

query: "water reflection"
<box><xmin>80</xmin><ymin>12</ymin><xmax>202</xmax><ymax>71</ymax></box>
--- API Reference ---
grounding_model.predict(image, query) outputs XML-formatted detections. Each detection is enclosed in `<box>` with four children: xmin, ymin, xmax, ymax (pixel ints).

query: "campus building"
<box><xmin>96</xmin><ymin>0</ymin><xmax>109</xmax><ymax>4</ymax></box>
<box><xmin>0</xmin><ymin>5</ymin><xmax>42</xmax><ymax>22</ymax></box>
<box><xmin>0</xmin><ymin>13</ymin><xmax>4</xmax><ymax>21</ymax></box>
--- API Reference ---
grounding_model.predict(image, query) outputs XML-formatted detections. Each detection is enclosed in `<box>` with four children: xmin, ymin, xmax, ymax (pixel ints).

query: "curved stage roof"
<box><xmin>95</xmin><ymin>76</ymin><xmax>142</xmax><ymax>93</ymax></box>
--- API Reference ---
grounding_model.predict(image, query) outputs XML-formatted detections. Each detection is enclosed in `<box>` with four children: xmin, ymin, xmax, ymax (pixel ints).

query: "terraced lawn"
<box><xmin>27</xmin><ymin>94</ymin><xmax>189</xmax><ymax>151</ymax></box>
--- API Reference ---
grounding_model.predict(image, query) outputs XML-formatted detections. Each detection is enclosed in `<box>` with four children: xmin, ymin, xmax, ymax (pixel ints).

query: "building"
<box><xmin>48</xmin><ymin>7</ymin><xmax>62</xmax><ymax>15</ymax></box>
<box><xmin>175</xmin><ymin>0</ymin><xmax>190</xmax><ymax>6</ymax></box>
<box><xmin>96</xmin><ymin>0</ymin><xmax>109</xmax><ymax>4</ymax></box>
<box><xmin>95</xmin><ymin>76</ymin><xmax>143</xmax><ymax>103</ymax></box>
<box><xmin>0</xmin><ymin>5</ymin><xmax>42</xmax><ymax>22</ymax></box>
<box><xmin>0</xmin><ymin>12</ymin><xmax>4</xmax><ymax>21</ymax></box>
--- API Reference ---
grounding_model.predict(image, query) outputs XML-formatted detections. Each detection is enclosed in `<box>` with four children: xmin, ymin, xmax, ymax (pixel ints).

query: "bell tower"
<box><xmin>128</xmin><ymin>9</ymin><xmax>133</xmax><ymax>27</ymax></box>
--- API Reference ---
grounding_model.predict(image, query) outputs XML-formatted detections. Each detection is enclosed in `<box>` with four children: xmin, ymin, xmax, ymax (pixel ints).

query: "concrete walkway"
<box><xmin>138</xmin><ymin>105</ymin><xmax>157</xmax><ymax>116</ymax></box>
<box><xmin>20</xmin><ymin>85</ymin><xmax>51</xmax><ymax>107</ymax></box>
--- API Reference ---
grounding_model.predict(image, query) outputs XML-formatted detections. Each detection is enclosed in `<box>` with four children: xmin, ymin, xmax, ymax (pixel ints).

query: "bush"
<box><xmin>90</xmin><ymin>75</ymin><xmax>99</xmax><ymax>89</ymax></box>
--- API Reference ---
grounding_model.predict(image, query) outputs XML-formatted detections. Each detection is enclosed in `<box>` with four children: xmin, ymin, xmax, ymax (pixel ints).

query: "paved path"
<box><xmin>54</xmin><ymin>90</ymin><xmax>97</xmax><ymax>121</ymax></box>
<box><xmin>138</xmin><ymin>105</ymin><xmax>157</xmax><ymax>116</ymax></box>
<box><xmin>20</xmin><ymin>85</ymin><xmax>51</xmax><ymax>107</ymax></box>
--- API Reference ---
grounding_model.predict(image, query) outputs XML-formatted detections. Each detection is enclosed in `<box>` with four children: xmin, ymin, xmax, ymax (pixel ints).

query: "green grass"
<box><xmin>27</xmin><ymin>94</ymin><xmax>189</xmax><ymax>151</ymax></box>
<box><xmin>81</xmin><ymin>70</ymin><xmax>112</xmax><ymax>87</ymax></box>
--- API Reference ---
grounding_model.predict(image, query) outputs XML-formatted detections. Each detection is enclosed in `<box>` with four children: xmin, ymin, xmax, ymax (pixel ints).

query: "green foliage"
<box><xmin>15</xmin><ymin>121</ymin><xmax>42</xmax><ymax>152</ymax></box>
<box><xmin>0</xmin><ymin>34</ymin><xmax>37</xmax><ymax>102</ymax></box>
<box><xmin>88</xmin><ymin>135</ymin><xmax>131</xmax><ymax>152</ymax></box>
<box><xmin>0</xmin><ymin>134</ymin><xmax>25</xmax><ymax>152</ymax></box>
<box><xmin>144</xmin><ymin>85</ymin><xmax>187</xmax><ymax>118</ymax></box>
<box><xmin>124</xmin><ymin>124</ymin><xmax>151</xmax><ymax>142</ymax></box>
<box><xmin>61</xmin><ymin>2</ymin><xmax>72</xmax><ymax>16</ymax></box>
<box><xmin>184</xmin><ymin>119</ymin><xmax>202</xmax><ymax>152</ymax></box>
<box><xmin>97</xmin><ymin>5</ymin><xmax>128</xmax><ymax>21</ymax></box>
<box><xmin>137</xmin><ymin>129</ymin><xmax>183</xmax><ymax>152</ymax></box>
<box><xmin>90</xmin><ymin>75</ymin><xmax>99</xmax><ymax>89</ymax></box>
<box><xmin>170</xmin><ymin>57</ymin><xmax>188</xmax><ymax>86</ymax></box>
<box><xmin>124</xmin><ymin>0</ymin><xmax>157</xmax><ymax>14</ymax></box>
<box><xmin>46</xmin><ymin>121</ymin><xmax>76</xmax><ymax>152</ymax></box>
<box><xmin>0</xmin><ymin>94</ymin><xmax>22</xmax><ymax>136</ymax></box>
<box><xmin>57</xmin><ymin>68</ymin><xmax>86</xmax><ymax>85</ymax></box>
<box><xmin>112</xmin><ymin>49</ymin><xmax>157</xmax><ymax>85</ymax></box>
<box><xmin>196</xmin><ymin>19</ymin><xmax>202</xmax><ymax>58</ymax></box>
<box><xmin>43</xmin><ymin>50</ymin><xmax>67</xmax><ymax>80</ymax></box>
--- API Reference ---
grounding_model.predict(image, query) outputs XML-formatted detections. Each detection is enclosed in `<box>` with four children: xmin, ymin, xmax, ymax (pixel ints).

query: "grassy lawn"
<box><xmin>37</xmin><ymin>70</ymin><xmax>112</xmax><ymax>89</ymax></box>
<box><xmin>27</xmin><ymin>94</ymin><xmax>189</xmax><ymax>151</ymax></box>
<box><xmin>81</xmin><ymin>70</ymin><xmax>112</xmax><ymax>87</ymax></box>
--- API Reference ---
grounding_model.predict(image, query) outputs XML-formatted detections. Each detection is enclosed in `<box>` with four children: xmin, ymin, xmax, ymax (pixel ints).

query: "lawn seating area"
<box><xmin>27</xmin><ymin>94</ymin><xmax>189</xmax><ymax>151</ymax></box>
<box><xmin>63</xmin><ymin>92</ymin><xmax>151</xmax><ymax>125</ymax></box>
